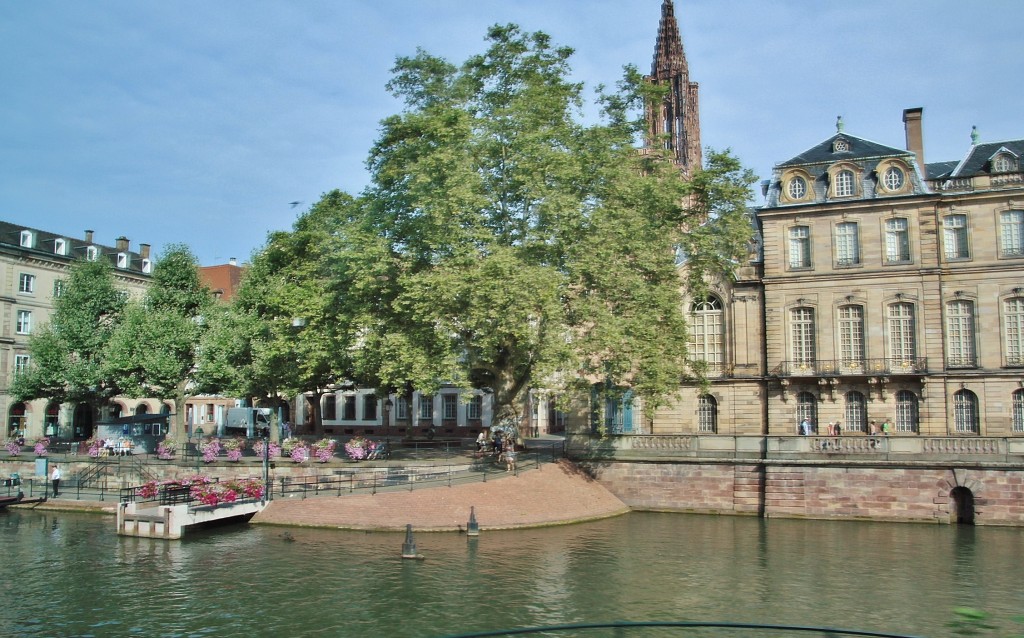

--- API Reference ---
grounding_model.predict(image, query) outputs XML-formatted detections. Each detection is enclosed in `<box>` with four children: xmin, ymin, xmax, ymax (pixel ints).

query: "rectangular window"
<box><xmin>363</xmin><ymin>395</ymin><xmax>377</xmax><ymax>421</ymax></box>
<box><xmin>790</xmin><ymin>307</ymin><xmax>815</xmax><ymax>364</ymax></box>
<box><xmin>54</xmin><ymin>238</ymin><xmax>67</xmax><ymax>256</ymax></box>
<box><xmin>395</xmin><ymin>396</ymin><xmax>408</xmax><ymax>420</ymax></box>
<box><xmin>419</xmin><ymin>395</ymin><xmax>433</xmax><ymax>420</ymax></box>
<box><xmin>1005</xmin><ymin>297</ymin><xmax>1024</xmax><ymax>366</ymax></box>
<box><xmin>835</xmin><ymin>222</ymin><xmax>860</xmax><ymax>266</ymax></box>
<box><xmin>468</xmin><ymin>395</ymin><xmax>482</xmax><ymax>420</ymax></box>
<box><xmin>888</xmin><ymin>303</ymin><xmax>916</xmax><ymax>362</ymax></box>
<box><xmin>117</xmin><ymin>253</ymin><xmax>128</xmax><ymax>268</ymax></box>
<box><xmin>20</xmin><ymin>230</ymin><xmax>33</xmax><ymax>248</ymax></box>
<box><xmin>14</xmin><ymin>354</ymin><xmax>30</xmax><ymax>375</ymax></box>
<box><xmin>342</xmin><ymin>395</ymin><xmax>356</xmax><ymax>420</ymax></box>
<box><xmin>442</xmin><ymin>394</ymin><xmax>458</xmax><ymax>420</ymax></box>
<box><xmin>323</xmin><ymin>395</ymin><xmax>337</xmax><ymax>420</ymax></box>
<box><xmin>943</xmin><ymin>214</ymin><xmax>970</xmax><ymax>260</ymax></box>
<box><xmin>53</xmin><ymin>280</ymin><xmax>66</xmax><ymax>298</ymax></box>
<box><xmin>18</xmin><ymin>273</ymin><xmax>34</xmax><ymax>294</ymax></box>
<box><xmin>885</xmin><ymin>218</ymin><xmax>911</xmax><ymax>263</ymax></box>
<box><xmin>1000</xmin><ymin>210</ymin><xmax>1024</xmax><ymax>257</ymax></box>
<box><xmin>16</xmin><ymin>310</ymin><xmax>31</xmax><ymax>335</ymax></box>
<box><xmin>838</xmin><ymin>305</ymin><xmax>865</xmax><ymax>365</ymax></box>
<box><xmin>946</xmin><ymin>300</ymin><xmax>976</xmax><ymax>368</ymax></box>
<box><xmin>788</xmin><ymin>226</ymin><xmax>811</xmax><ymax>269</ymax></box>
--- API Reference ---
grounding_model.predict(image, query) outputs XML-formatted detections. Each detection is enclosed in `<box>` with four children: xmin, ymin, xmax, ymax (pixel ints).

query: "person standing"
<box><xmin>51</xmin><ymin>463</ymin><xmax>61</xmax><ymax>498</ymax></box>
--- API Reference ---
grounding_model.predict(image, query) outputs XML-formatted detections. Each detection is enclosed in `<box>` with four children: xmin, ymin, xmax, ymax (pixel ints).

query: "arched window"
<box><xmin>8</xmin><ymin>402</ymin><xmax>26</xmax><ymax>437</ymax></box>
<box><xmin>895</xmin><ymin>390</ymin><xmax>919</xmax><ymax>433</ymax></box>
<box><xmin>44</xmin><ymin>401</ymin><xmax>60</xmax><ymax>437</ymax></box>
<box><xmin>135</xmin><ymin>403</ymin><xmax>149</xmax><ymax>416</ymax></box>
<box><xmin>690</xmin><ymin>296</ymin><xmax>724</xmax><ymax>370</ymax></box>
<box><xmin>1013</xmin><ymin>390</ymin><xmax>1024</xmax><ymax>433</ymax></box>
<box><xmin>161</xmin><ymin>403</ymin><xmax>172</xmax><ymax>415</ymax></box>
<box><xmin>953</xmin><ymin>390</ymin><xmax>979</xmax><ymax>434</ymax></box>
<box><xmin>697</xmin><ymin>395</ymin><xmax>717</xmax><ymax>433</ymax></box>
<box><xmin>844</xmin><ymin>391</ymin><xmax>867</xmax><ymax>433</ymax></box>
<box><xmin>796</xmin><ymin>391</ymin><xmax>817</xmax><ymax>432</ymax></box>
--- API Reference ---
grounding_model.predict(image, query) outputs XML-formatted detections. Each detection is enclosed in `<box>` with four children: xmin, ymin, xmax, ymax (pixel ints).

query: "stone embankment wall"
<box><xmin>581</xmin><ymin>460</ymin><xmax>1024</xmax><ymax>526</ymax></box>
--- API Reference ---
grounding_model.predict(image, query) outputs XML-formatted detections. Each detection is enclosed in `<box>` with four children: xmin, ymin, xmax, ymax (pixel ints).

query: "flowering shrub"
<box><xmin>33</xmin><ymin>437</ymin><xmax>50</xmax><ymax>457</ymax></box>
<box><xmin>252</xmin><ymin>439</ymin><xmax>281</xmax><ymax>459</ymax></box>
<box><xmin>222</xmin><ymin>437</ymin><xmax>245</xmax><ymax>462</ymax></box>
<box><xmin>86</xmin><ymin>438</ymin><xmax>104</xmax><ymax>457</ymax></box>
<box><xmin>344</xmin><ymin>436</ymin><xmax>369</xmax><ymax>460</ymax></box>
<box><xmin>5</xmin><ymin>439</ymin><xmax>22</xmax><ymax>456</ymax></box>
<box><xmin>156</xmin><ymin>439</ymin><xmax>176</xmax><ymax>460</ymax></box>
<box><xmin>311</xmin><ymin>438</ymin><xmax>337</xmax><ymax>463</ymax></box>
<box><xmin>136</xmin><ymin>475</ymin><xmax>217</xmax><ymax>501</ymax></box>
<box><xmin>191</xmin><ymin>477</ymin><xmax>264</xmax><ymax>506</ymax></box>
<box><xmin>289</xmin><ymin>441</ymin><xmax>309</xmax><ymax>463</ymax></box>
<box><xmin>199</xmin><ymin>437</ymin><xmax>222</xmax><ymax>463</ymax></box>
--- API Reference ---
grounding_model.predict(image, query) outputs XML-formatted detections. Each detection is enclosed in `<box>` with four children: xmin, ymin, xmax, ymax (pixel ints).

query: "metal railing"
<box><xmin>441</xmin><ymin>620</ymin><xmax>924</xmax><ymax>637</ymax></box>
<box><xmin>275</xmin><ymin>452</ymin><xmax>550</xmax><ymax>499</ymax></box>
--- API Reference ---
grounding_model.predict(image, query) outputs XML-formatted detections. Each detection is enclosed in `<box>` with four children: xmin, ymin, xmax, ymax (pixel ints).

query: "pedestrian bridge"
<box><xmin>117</xmin><ymin>499</ymin><xmax>265</xmax><ymax>540</ymax></box>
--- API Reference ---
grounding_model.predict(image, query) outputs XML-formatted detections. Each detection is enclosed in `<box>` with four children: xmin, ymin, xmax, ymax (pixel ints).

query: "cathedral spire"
<box><xmin>645</xmin><ymin>0</ymin><xmax>701</xmax><ymax>176</ymax></box>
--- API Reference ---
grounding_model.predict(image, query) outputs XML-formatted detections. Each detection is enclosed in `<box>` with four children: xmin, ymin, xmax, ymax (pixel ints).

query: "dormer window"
<box><xmin>86</xmin><ymin>246</ymin><xmax>98</xmax><ymax>261</ymax></box>
<box><xmin>787</xmin><ymin>176</ymin><xmax>807</xmax><ymax>200</ymax></box>
<box><xmin>834</xmin><ymin>170</ymin><xmax>855</xmax><ymax>197</ymax></box>
<box><xmin>833</xmin><ymin>139</ymin><xmax>850</xmax><ymax>153</ymax></box>
<box><xmin>883</xmin><ymin>166</ymin><xmax>904</xmax><ymax>191</ymax></box>
<box><xmin>19</xmin><ymin>230</ymin><xmax>34</xmax><ymax>248</ymax></box>
<box><xmin>993</xmin><ymin>154</ymin><xmax>1015</xmax><ymax>173</ymax></box>
<box><xmin>142</xmin><ymin>258</ymin><xmax>152</xmax><ymax>274</ymax></box>
<box><xmin>117</xmin><ymin>252</ymin><xmax>128</xmax><ymax>269</ymax></box>
<box><xmin>54</xmin><ymin>238</ymin><xmax>67</xmax><ymax>255</ymax></box>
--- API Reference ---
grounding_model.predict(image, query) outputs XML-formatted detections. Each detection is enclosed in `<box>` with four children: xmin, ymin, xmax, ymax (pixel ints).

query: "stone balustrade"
<box><xmin>567</xmin><ymin>434</ymin><xmax>1024</xmax><ymax>465</ymax></box>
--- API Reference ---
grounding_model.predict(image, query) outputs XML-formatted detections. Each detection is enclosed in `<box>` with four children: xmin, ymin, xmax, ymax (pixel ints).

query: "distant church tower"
<box><xmin>646</xmin><ymin>0</ymin><xmax>701</xmax><ymax>177</ymax></box>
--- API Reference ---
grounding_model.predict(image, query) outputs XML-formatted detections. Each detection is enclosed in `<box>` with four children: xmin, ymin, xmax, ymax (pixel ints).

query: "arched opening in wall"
<box><xmin>44</xmin><ymin>401</ymin><xmax>60</xmax><ymax>437</ymax></box>
<box><xmin>8</xmin><ymin>402</ymin><xmax>26</xmax><ymax>438</ymax></box>
<box><xmin>73</xmin><ymin>403</ymin><xmax>94</xmax><ymax>441</ymax></box>
<box><xmin>950</xmin><ymin>486</ymin><xmax>975</xmax><ymax>525</ymax></box>
<box><xmin>135</xmin><ymin>403</ymin><xmax>150</xmax><ymax>416</ymax></box>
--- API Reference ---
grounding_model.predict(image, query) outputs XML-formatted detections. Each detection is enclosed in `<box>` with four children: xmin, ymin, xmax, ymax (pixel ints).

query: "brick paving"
<box><xmin>251</xmin><ymin>459</ymin><xmax>629</xmax><ymax>532</ymax></box>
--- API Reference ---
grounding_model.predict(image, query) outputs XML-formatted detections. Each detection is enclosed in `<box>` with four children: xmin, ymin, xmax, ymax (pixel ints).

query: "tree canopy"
<box><xmin>347</xmin><ymin>24</ymin><xmax>755</xmax><ymax>423</ymax></box>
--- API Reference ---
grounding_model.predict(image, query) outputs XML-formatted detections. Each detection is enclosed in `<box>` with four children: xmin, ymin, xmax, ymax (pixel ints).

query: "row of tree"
<box><xmin>13</xmin><ymin>25</ymin><xmax>755</xmax><ymax>441</ymax></box>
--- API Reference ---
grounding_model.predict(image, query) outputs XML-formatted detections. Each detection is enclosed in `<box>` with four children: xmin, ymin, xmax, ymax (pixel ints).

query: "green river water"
<box><xmin>1</xmin><ymin>509</ymin><xmax>1021</xmax><ymax>637</ymax></box>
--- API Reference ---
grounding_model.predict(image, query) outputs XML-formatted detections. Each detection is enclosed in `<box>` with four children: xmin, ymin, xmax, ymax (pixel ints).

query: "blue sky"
<box><xmin>2</xmin><ymin>1</ymin><xmax>1021</xmax><ymax>266</ymax></box>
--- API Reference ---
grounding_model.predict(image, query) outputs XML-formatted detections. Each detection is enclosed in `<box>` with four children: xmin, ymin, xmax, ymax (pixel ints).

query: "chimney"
<box><xmin>116</xmin><ymin>236</ymin><xmax>129</xmax><ymax>252</ymax></box>
<box><xmin>139</xmin><ymin>243</ymin><xmax>151</xmax><ymax>260</ymax></box>
<box><xmin>84</xmin><ymin>229</ymin><xmax>94</xmax><ymax>243</ymax></box>
<box><xmin>903</xmin><ymin>107</ymin><xmax>925</xmax><ymax>178</ymax></box>
<box><xmin>229</xmin><ymin>257</ymin><xmax>237</xmax><ymax>266</ymax></box>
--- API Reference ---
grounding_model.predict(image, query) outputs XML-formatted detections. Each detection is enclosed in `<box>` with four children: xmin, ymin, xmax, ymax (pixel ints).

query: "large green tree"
<box><xmin>12</xmin><ymin>259</ymin><xmax>128</xmax><ymax>422</ymax></box>
<box><xmin>210</xmin><ymin>191</ymin><xmax>365</xmax><ymax>435</ymax></box>
<box><xmin>353</xmin><ymin>25</ymin><xmax>755</xmax><ymax>427</ymax></box>
<box><xmin>104</xmin><ymin>245</ymin><xmax>212</xmax><ymax>441</ymax></box>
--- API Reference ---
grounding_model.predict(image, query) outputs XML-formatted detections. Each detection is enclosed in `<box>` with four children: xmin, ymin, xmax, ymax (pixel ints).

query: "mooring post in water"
<box><xmin>466</xmin><ymin>506</ymin><xmax>480</xmax><ymax>536</ymax></box>
<box><xmin>402</xmin><ymin>524</ymin><xmax>418</xmax><ymax>559</ymax></box>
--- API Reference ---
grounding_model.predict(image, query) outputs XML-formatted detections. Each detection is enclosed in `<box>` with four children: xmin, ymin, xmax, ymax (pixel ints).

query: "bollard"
<box><xmin>401</xmin><ymin>524</ymin><xmax>419</xmax><ymax>559</ymax></box>
<box><xmin>466</xmin><ymin>506</ymin><xmax>480</xmax><ymax>536</ymax></box>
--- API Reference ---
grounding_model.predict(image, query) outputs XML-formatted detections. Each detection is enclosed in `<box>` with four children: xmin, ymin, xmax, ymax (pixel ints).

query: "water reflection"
<box><xmin>1</xmin><ymin>510</ymin><xmax>1023</xmax><ymax>637</ymax></box>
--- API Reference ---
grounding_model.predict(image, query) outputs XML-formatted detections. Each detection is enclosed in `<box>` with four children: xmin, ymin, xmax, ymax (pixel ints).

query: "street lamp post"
<box><xmin>261</xmin><ymin>432</ymin><xmax>270</xmax><ymax>504</ymax></box>
<box><xmin>383</xmin><ymin>398</ymin><xmax>393</xmax><ymax>459</ymax></box>
<box><xmin>194</xmin><ymin>426</ymin><xmax>204</xmax><ymax>473</ymax></box>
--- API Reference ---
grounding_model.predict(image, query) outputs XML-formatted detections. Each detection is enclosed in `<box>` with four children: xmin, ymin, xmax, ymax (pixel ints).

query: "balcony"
<box><xmin>771</xmin><ymin>357</ymin><xmax>927</xmax><ymax>377</ymax></box>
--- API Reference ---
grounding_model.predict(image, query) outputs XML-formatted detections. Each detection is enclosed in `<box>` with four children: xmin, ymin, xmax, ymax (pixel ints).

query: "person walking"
<box><xmin>51</xmin><ymin>463</ymin><xmax>61</xmax><ymax>498</ymax></box>
<box><xmin>504</xmin><ymin>435</ymin><xmax>517</xmax><ymax>472</ymax></box>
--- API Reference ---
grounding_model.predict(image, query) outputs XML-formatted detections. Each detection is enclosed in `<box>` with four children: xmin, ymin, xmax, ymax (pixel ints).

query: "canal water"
<box><xmin>1</xmin><ymin>509</ymin><xmax>1021</xmax><ymax>637</ymax></box>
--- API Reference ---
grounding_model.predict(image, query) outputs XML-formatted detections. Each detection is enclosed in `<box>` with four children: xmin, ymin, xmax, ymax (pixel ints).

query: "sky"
<box><xmin>2</xmin><ymin>1</ymin><xmax>1022</xmax><ymax>267</ymax></box>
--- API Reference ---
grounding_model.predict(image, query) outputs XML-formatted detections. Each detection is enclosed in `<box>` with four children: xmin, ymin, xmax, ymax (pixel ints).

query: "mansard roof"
<box><xmin>778</xmin><ymin>133</ymin><xmax>914</xmax><ymax>168</ymax></box>
<box><xmin>949</xmin><ymin>139</ymin><xmax>1024</xmax><ymax>178</ymax></box>
<box><xmin>0</xmin><ymin>220</ymin><xmax>152</xmax><ymax>275</ymax></box>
